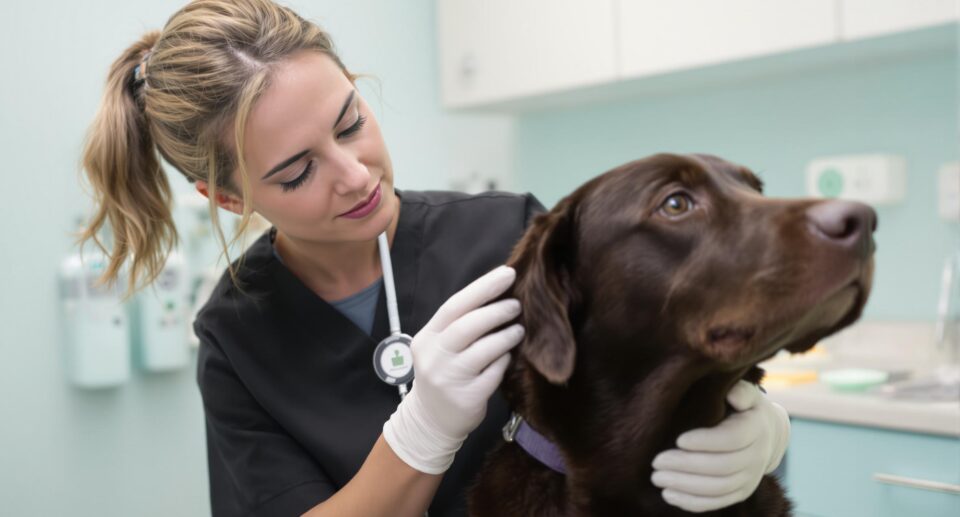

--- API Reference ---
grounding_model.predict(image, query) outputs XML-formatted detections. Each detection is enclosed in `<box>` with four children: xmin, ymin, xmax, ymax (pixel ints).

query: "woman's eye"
<box><xmin>660</xmin><ymin>193</ymin><xmax>694</xmax><ymax>216</ymax></box>
<box><xmin>336</xmin><ymin>103</ymin><xmax>366</xmax><ymax>139</ymax></box>
<box><xmin>337</xmin><ymin>114</ymin><xmax>367</xmax><ymax>139</ymax></box>
<box><xmin>280</xmin><ymin>160</ymin><xmax>315</xmax><ymax>192</ymax></box>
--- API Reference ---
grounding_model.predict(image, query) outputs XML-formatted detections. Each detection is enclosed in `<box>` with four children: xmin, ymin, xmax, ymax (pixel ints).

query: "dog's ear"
<box><xmin>508</xmin><ymin>197</ymin><xmax>578</xmax><ymax>385</ymax></box>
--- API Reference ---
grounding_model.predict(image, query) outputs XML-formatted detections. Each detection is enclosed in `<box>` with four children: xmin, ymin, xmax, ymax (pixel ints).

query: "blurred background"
<box><xmin>0</xmin><ymin>1</ymin><xmax>957</xmax><ymax>515</ymax></box>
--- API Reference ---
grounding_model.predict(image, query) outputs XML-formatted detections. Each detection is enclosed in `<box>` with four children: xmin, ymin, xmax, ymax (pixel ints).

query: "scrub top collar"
<box><xmin>259</xmin><ymin>189</ymin><xmax>421</xmax><ymax>351</ymax></box>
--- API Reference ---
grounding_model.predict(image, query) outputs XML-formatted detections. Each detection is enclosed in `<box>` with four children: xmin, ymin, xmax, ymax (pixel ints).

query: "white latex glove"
<box><xmin>651</xmin><ymin>380</ymin><xmax>790</xmax><ymax>513</ymax></box>
<box><xmin>383</xmin><ymin>265</ymin><xmax>525</xmax><ymax>474</ymax></box>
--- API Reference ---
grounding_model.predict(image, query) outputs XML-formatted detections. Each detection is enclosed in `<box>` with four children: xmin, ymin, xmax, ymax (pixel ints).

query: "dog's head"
<box><xmin>509</xmin><ymin>153</ymin><xmax>875</xmax><ymax>386</ymax></box>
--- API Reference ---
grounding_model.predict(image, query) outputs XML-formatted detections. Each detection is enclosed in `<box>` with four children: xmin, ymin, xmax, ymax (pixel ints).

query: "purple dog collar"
<box><xmin>502</xmin><ymin>413</ymin><xmax>568</xmax><ymax>475</ymax></box>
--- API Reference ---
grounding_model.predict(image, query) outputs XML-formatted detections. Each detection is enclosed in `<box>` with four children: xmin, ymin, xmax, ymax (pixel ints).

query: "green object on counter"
<box><xmin>820</xmin><ymin>368</ymin><xmax>889</xmax><ymax>391</ymax></box>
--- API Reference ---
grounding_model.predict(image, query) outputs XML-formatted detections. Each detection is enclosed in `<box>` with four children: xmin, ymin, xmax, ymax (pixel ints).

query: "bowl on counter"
<box><xmin>759</xmin><ymin>346</ymin><xmax>829</xmax><ymax>388</ymax></box>
<box><xmin>819</xmin><ymin>368</ymin><xmax>889</xmax><ymax>392</ymax></box>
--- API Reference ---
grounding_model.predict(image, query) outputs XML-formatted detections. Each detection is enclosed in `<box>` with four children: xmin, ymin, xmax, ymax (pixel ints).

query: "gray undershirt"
<box><xmin>272</xmin><ymin>244</ymin><xmax>381</xmax><ymax>336</ymax></box>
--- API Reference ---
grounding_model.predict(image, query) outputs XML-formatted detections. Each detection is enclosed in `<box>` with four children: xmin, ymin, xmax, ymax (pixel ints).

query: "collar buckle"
<box><xmin>502</xmin><ymin>412</ymin><xmax>523</xmax><ymax>442</ymax></box>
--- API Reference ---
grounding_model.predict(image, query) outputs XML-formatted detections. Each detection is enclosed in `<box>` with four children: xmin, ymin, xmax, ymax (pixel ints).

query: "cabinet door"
<box><xmin>436</xmin><ymin>0</ymin><xmax>617</xmax><ymax>108</ymax></box>
<box><xmin>787</xmin><ymin>419</ymin><xmax>960</xmax><ymax>517</ymax></box>
<box><xmin>841</xmin><ymin>0</ymin><xmax>959</xmax><ymax>40</ymax></box>
<box><xmin>617</xmin><ymin>0</ymin><xmax>838</xmax><ymax>78</ymax></box>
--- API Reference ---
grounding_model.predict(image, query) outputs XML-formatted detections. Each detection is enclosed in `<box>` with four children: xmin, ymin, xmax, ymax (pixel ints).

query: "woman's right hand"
<box><xmin>382</xmin><ymin>265</ymin><xmax>524</xmax><ymax>475</ymax></box>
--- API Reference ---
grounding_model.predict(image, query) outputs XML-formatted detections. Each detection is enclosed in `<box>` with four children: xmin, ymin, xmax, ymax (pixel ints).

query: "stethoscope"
<box><xmin>373</xmin><ymin>231</ymin><xmax>430</xmax><ymax>517</ymax></box>
<box><xmin>372</xmin><ymin>231</ymin><xmax>415</xmax><ymax>399</ymax></box>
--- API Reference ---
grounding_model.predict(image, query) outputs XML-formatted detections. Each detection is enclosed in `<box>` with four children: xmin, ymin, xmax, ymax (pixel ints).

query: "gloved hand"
<box><xmin>651</xmin><ymin>380</ymin><xmax>790</xmax><ymax>513</ymax></box>
<box><xmin>383</xmin><ymin>265</ymin><xmax>525</xmax><ymax>474</ymax></box>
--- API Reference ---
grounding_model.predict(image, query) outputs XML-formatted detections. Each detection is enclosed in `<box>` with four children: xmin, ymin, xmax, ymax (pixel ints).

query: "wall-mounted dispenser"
<box><xmin>59</xmin><ymin>246</ymin><xmax>130</xmax><ymax>389</ymax></box>
<box><xmin>130</xmin><ymin>251</ymin><xmax>190</xmax><ymax>372</ymax></box>
<box><xmin>806</xmin><ymin>154</ymin><xmax>906</xmax><ymax>205</ymax></box>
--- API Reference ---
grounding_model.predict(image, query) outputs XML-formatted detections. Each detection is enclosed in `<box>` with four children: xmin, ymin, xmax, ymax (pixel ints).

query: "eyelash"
<box><xmin>279</xmin><ymin>114</ymin><xmax>368</xmax><ymax>192</ymax></box>
<box><xmin>280</xmin><ymin>160</ymin><xmax>315</xmax><ymax>192</ymax></box>
<box><xmin>339</xmin><ymin>114</ymin><xmax>366</xmax><ymax>139</ymax></box>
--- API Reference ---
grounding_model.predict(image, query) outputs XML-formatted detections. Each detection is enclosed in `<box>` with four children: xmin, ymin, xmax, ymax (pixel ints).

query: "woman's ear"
<box><xmin>509</xmin><ymin>196</ymin><xmax>579</xmax><ymax>385</ymax></box>
<box><xmin>195</xmin><ymin>180</ymin><xmax>244</xmax><ymax>215</ymax></box>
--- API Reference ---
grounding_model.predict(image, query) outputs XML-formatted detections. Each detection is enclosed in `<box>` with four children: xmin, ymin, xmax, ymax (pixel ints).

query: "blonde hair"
<box><xmin>79</xmin><ymin>0</ymin><xmax>354</xmax><ymax>298</ymax></box>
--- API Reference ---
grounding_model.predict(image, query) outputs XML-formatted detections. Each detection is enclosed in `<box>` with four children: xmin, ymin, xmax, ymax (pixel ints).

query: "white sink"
<box><xmin>877</xmin><ymin>375</ymin><xmax>960</xmax><ymax>402</ymax></box>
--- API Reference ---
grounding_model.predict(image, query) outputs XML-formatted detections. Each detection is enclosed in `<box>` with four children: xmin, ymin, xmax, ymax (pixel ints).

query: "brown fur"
<box><xmin>469</xmin><ymin>153</ymin><xmax>876</xmax><ymax>516</ymax></box>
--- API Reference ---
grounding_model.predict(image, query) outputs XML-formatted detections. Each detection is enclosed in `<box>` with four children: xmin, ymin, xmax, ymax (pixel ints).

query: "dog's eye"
<box><xmin>660</xmin><ymin>193</ymin><xmax>693</xmax><ymax>216</ymax></box>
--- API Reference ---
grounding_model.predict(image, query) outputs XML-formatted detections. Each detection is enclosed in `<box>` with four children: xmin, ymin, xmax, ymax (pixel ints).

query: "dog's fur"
<box><xmin>468</xmin><ymin>153</ymin><xmax>876</xmax><ymax>516</ymax></box>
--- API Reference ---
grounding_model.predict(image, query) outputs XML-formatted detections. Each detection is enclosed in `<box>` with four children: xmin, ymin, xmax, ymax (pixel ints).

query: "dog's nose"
<box><xmin>806</xmin><ymin>200</ymin><xmax>877</xmax><ymax>255</ymax></box>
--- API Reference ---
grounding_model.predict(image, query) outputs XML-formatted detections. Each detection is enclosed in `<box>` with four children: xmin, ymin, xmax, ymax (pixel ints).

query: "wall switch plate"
<box><xmin>806</xmin><ymin>154</ymin><xmax>907</xmax><ymax>205</ymax></box>
<box><xmin>449</xmin><ymin>170</ymin><xmax>499</xmax><ymax>194</ymax></box>
<box><xmin>939</xmin><ymin>162</ymin><xmax>959</xmax><ymax>221</ymax></box>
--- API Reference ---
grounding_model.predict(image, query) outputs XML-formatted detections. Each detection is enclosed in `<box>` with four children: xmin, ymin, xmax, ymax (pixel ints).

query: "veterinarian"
<box><xmin>79</xmin><ymin>1</ymin><xmax>791</xmax><ymax>515</ymax></box>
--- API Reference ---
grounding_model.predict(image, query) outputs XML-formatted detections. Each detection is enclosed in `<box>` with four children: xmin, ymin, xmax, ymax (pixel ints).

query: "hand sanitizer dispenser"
<box><xmin>131</xmin><ymin>251</ymin><xmax>190</xmax><ymax>372</ymax></box>
<box><xmin>59</xmin><ymin>248</ymin><xmax>130</xmax><ymax>389</ymax></box>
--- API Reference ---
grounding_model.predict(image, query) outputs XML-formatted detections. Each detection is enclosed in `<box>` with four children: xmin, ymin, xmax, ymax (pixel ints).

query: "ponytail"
<box><xmin>79</xmin><ymin>31</ymin><xmax>176</xmax><ymax>300</ymax></box>
<box><xmin>77</xmin><ymin>0</ymin><xmax>354</xmax><ymax>300</ymax></box>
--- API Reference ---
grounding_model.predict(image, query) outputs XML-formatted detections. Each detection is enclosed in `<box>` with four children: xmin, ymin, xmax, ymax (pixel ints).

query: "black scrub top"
<box><xmin>194</xmin><ymin>189</ymin><xmax>545</xmax><ymax>517</ymax></box>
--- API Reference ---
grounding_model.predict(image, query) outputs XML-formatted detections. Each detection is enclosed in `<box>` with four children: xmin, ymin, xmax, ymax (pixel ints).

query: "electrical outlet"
<box><xmin>806</xmin><ymin>154</ymin><xmax>906</xmax><ymax>205</ymax></box>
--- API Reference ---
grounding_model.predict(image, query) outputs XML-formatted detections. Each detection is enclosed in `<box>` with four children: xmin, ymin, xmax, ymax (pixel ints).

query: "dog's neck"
<box><xmin>503</xmin><ymin>342</ymin><xmax>751</xmax><ymax>514</ymax></box>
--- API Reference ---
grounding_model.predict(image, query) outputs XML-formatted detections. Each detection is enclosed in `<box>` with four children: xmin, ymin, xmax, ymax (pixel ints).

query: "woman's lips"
<box><xmin>339</xmin><ymin>182</ymin><xmax>382</xmax><ymax>219</ymax></box>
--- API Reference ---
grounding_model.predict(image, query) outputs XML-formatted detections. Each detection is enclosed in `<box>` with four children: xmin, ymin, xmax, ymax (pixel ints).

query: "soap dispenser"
<box><xmin>58</xmin><ymin>236</ymin><xmax>131</xmax><ymax>389</ymax></box>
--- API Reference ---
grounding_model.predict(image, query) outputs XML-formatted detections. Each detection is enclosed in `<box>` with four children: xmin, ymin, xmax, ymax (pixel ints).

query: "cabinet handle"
<box><xmin>872</xmin><ymin>473</ymin><xmax>960</xmax><ymax>494</ymax></box>
<box><xmin>459</xmin><ymin>52</ymin><xmax>476</xmax><ymax>87</ymax></box>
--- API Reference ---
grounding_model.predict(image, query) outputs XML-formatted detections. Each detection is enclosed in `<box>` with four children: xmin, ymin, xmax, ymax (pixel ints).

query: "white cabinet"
<box><xmin>435</xmin><ymin>0</ymin><xmax>958</xmax><ymax>109</ymax></box>
<box><xmin>616</xmin><ymin>0</ymin><xmax>839</xmax><ymax>78</ymax></box>
<box><xmin>436</xmin><ymin>0</ymin><xmax>617</xmax><ymax>108</ymax></box>
<box><xmin>841</xmin><ymin>0</ymin><xmax>959</xmax><ymax>40</ymax></box>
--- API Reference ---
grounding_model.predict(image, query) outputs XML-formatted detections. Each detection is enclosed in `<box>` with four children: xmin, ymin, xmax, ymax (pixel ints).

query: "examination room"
<box><xmin>1</xmin><ymin>1</ymin><xmax>958</xmax><ymax>516</ymax></box>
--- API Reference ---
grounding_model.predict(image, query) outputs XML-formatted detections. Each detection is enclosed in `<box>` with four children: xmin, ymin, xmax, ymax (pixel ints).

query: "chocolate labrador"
<box><xmin>469</xmin><ymin>153</ymin><xmax>875</xmax><ymax>516</ymax></box>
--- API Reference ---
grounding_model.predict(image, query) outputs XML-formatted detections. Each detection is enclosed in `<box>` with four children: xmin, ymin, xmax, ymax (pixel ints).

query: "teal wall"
<box><xmin>514</xmin><ymin>48</ymin><xmax>959</xmax><ymax>321</ymax></box>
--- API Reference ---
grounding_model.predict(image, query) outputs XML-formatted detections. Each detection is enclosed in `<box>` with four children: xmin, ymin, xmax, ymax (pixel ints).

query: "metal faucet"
<box><xmin>934</xmin><ymin>250</ymin><xmax>960</xmax><ymax>370</ymax></box>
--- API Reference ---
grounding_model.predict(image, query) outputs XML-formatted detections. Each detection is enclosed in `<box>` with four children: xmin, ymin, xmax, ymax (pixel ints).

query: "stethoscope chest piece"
<box><xmin>372</xmin><ymin>333</ymin><xmax>414</xmax><ymax>386</ymax></box>
<box><xmin>375</xmin><ymin>231</ymin><xmax>416</xmax><ymax>398</ymax></box>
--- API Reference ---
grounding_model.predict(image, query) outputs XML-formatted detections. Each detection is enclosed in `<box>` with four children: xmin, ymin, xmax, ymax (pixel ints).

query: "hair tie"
<box><xmin>132</xmin><ymin>51</ymin><xmax>152</xmax><ymax>84</ymax></box>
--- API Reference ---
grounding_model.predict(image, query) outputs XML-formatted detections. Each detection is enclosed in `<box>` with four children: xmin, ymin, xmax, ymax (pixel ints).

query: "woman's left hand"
<box><xmin>650</xmin><ymin>380</ymin><xmax>791</xmax><ymax>513</ymax></box>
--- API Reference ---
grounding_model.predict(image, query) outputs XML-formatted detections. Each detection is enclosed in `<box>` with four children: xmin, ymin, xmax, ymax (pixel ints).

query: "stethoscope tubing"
<box><xmin>376</xmin><ymin>231</ymin><xmax>412</xmax><ymax>399</ymax></box>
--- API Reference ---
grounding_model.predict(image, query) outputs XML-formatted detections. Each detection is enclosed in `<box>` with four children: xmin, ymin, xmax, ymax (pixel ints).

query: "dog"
<box><xmin>468</xmin><ymin>153</ymin><xmax>875</xmax><ymax>516</ymax></box>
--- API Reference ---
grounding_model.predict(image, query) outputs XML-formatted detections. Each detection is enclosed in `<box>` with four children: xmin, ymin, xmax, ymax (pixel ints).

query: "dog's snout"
<box><xmin>806</xmin><ymin>200</ymin><xmax>877</xmax><ymax>254</ymax></box>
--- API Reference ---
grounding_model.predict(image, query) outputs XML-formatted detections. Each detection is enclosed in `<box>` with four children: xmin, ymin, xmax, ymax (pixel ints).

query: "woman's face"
<box><xmin>224</xmin><ymin>50</ymin><xmax>397</xmax><ymax>245</ymax></box>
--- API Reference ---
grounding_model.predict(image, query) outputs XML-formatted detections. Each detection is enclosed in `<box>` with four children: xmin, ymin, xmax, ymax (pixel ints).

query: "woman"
<box><xmin>79</xmin><ymin>1</ymin><xmax>791</xmax><ymax>515</ymax></box>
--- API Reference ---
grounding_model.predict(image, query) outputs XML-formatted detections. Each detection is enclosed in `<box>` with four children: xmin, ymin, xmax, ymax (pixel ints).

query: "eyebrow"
<box><xmin>261</xmin><ymin>90</ymin><xmax>357</xmax><ymax>180</ymax></box>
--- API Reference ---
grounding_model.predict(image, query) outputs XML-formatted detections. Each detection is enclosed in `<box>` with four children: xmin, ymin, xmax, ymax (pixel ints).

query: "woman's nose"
<box><xmin>328</xmin><ymin>149</ymin><xmax>370</xmax><ymax>194</ymax></box>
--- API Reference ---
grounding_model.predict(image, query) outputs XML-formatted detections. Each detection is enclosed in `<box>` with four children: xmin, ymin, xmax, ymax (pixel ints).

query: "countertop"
<box><xmin>759</xmin><ymin>320</ymin><xmax>960</xmax><ymax>438</ymax></box>
<box><xmin>765</xmin><ymin>381</ymin><xmax>960</xmax><ymax>437</ymax></box>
